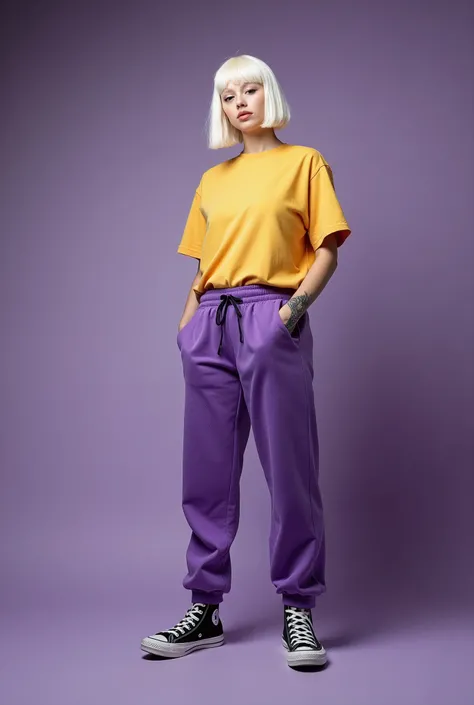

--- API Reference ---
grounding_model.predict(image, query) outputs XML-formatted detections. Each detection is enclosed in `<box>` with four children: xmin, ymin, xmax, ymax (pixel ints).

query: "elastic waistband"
<box><xmin>199</xmin><ymin>284</ymin><xmax>295</xmax><ymax>307</ymax></box>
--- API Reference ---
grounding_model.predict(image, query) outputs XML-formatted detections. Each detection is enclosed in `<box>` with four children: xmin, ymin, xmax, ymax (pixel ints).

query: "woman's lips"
<box><xmin>238</xmin><ymin>113</ymin><xmax>252</xmax><ymax>120</ymax></box>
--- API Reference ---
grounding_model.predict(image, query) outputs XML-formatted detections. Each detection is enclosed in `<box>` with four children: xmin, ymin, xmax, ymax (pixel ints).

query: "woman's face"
<box><xmin>221</xmin><ymin>80</ymin><xmax>265</xmax><ymax>132</ymax></box>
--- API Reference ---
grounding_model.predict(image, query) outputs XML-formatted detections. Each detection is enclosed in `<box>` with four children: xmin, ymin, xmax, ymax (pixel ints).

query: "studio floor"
<box><xmin>2</xmin><ymin>601</ymin><xmax>473</xmax><ymax>705</ymax></box>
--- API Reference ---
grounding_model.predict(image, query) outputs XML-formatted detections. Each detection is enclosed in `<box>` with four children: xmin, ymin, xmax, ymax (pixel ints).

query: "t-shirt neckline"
<box><xmin>236</xmin><ymin>143</ymin><xmax>289</xmax><ymax>158</ymax></box>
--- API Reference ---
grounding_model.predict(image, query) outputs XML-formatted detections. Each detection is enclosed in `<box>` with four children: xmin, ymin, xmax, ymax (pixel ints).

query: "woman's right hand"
<box><xmin>178</xmin><ymin>315</ymin><xmax>194</xmax><ymax>334</ymax></box>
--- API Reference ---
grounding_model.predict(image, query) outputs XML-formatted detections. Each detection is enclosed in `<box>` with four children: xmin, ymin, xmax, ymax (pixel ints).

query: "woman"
<box><xmin>141</xmin><ymin>54</ymin><xmax>351</xmax><ymax>669</ymax></box>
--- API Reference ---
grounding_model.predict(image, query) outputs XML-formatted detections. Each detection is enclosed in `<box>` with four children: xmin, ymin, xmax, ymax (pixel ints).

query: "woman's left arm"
<box><xmin>279</xmin><ymin>232</ymin><xmax>339</xmax><ymax>332</ymax></box>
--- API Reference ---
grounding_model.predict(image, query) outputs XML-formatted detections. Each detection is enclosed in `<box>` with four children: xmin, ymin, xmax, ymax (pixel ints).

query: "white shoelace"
<box><xmin>286</xmin><ymin>607</ymin><xmax>318</xmax><ymax>648</ymax></box>
<box><xmin>166</xmin><ymin>603</ymin><xmax>206</xmax><ymax>637</ymax></box>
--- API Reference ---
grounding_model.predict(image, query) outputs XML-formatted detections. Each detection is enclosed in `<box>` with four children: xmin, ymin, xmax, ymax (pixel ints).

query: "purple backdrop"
<box><xmin>1</xmin><ymin>0</ymin><xmax>473</xmax><ymax>703</ymax></box>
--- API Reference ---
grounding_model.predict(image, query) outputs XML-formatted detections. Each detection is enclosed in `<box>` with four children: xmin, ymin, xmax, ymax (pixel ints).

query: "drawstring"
<box><xmin>215</xmin><ymin>294</ymin><xmax>244</xmax><ymax>355</ymax></box>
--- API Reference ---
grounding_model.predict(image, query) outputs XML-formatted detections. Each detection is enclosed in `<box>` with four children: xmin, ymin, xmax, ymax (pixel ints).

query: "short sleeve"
<box><xmin>307</xmin><ymin>157</ymin><xmax>351</xmax><ymax>251</ymax></box>
<box><xmin>177</xmin><ymin>178</ymin><xmax>206</xmax><ymax>259</ymax></box>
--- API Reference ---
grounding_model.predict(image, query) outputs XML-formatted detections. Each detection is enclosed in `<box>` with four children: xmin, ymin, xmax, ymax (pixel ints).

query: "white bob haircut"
<box><xmin>207</xmin><ymin>54</ymin><xmax>291</xmax><ymax>150</ymax></box>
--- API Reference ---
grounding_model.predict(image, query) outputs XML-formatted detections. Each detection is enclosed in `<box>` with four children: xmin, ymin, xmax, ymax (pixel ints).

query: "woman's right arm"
<box><xmin>178</xmin><ymin>260</ymin><xmax>203</xmax><ymax>332</ymax></box>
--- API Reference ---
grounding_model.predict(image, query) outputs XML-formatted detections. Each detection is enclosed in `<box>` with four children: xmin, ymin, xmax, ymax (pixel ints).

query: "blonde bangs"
<box><xmin>214</xmin><ymin>55</ymin><xmax>266</xmax><ymax>95</ymax></box>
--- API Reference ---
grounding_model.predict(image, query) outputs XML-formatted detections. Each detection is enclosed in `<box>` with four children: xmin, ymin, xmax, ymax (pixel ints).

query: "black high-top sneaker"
<box><xmin>282</xmin><ymin>605</ymin><xmax>327</xmax><ymax>668</ymax></box>
<box><xmin>141</xmin><ymin>603</ymin><xmax>224</xmax><ymax>658</ymax></box>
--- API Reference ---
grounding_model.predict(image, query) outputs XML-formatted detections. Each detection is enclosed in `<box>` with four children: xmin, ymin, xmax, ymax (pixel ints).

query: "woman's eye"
<box><xmin>224</xmin><ymin>88</ymin><xmax>256</xmax><ymax>102</ymax></box>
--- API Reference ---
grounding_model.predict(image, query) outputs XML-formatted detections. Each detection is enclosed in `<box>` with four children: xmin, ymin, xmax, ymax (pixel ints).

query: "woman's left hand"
<box><xmin>278</xmin><ymin>303</ymin><xmax>297</xmax><ymax>334</ymax></box>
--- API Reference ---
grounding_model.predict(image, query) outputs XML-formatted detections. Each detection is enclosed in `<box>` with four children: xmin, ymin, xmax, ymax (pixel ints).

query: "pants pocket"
<box><xmin>276</xmin><ymin>299</ymin><xmax>302</xmax><ymax>341</ymax></box>
<box><xmin>177</xmin><ymin>310</ymin><xmax>198</xmax><ymax>349</ymax></box>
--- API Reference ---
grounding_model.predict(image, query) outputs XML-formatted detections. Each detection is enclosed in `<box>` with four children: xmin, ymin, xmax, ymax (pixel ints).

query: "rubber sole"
<box><xmin>141</xmin><ymin>634</ymin><xmax>225</xmax><ymax>658</ymax></box>
<box><xmin>281</xmin><ymin>636</ymin><xmax>328</xmax><ymax>667</ymax></box>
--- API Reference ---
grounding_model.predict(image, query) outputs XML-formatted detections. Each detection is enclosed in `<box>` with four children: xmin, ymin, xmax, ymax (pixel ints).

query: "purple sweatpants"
<box><xmin>176</xmin><ymin>283</ymin><xmax>326</xmax><ymax>610</ymax></box>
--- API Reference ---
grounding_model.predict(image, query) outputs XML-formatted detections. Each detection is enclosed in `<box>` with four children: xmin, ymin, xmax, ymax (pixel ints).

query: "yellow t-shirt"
<box><xmin>177</xmin><ymin>144</ymin><xmax>351</xmax><ymax>297</ymax></box>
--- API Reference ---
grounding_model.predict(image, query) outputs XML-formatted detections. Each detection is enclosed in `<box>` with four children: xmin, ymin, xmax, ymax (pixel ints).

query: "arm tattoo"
<box><xmin>285</xmin><ymin>291</ymin><xmax>310</xmax><ymax>332</ymax></box>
